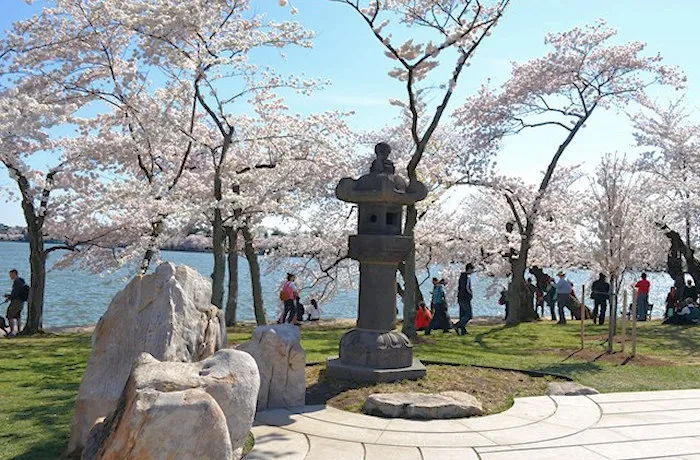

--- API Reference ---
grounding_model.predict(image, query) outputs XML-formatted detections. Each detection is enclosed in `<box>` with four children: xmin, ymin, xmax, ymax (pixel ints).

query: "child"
<box><xmin>415</xmin><ymin>301</ymin><xmax>432</xmax><ymax>331</ymax></box>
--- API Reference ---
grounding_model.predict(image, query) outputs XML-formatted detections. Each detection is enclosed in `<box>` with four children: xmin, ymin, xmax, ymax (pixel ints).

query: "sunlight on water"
<box><xmin>0</xmin><ymin>241</ymin><xmax>675</xmax><ymax>327</ymax></box>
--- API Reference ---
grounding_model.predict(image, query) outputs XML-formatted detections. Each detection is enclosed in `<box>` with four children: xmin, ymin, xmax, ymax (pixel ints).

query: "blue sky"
<box><xmin>1</xmin><ymin>0</ymin><xmax>698</xmax><ymax>226</ymax></box>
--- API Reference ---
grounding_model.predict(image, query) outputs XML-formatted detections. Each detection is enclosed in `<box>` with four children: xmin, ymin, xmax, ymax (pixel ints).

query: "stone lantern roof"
<box><xmin>336</xmin><ymin>143</ymin><xmax>428</xmax><ymax>205</ymax></box>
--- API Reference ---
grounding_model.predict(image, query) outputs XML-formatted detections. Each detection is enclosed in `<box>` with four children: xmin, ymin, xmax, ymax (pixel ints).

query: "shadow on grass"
<box><xmin>0</xmin><ymin>333</ymin><xmax>90</xmax><ymax>460</ymax></box>
<box><xmin>473</xmin><ymin>325</ymin><xmax>509</xmax><ymax>349</ymax></box>
<box><xmin>531</xmin><ymin>361</ymin><xmax>603</xmax><ymax>377</ymax></box>
<box><xmin>636</xmin><ymin>324</ymin><xmax>699</xmax><ymax>359</ymax></box>
<box><xmin>7</xmin><ymin>398</ymin><xmax>75</xmax><ymax>460</ymax></box>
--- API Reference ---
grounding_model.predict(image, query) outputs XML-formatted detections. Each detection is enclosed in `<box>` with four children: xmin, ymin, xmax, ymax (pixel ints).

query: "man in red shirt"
<box><xmin>634</xmin><ymin>273</ymin><xmax>651</xmax><ymax>321</ymax></box>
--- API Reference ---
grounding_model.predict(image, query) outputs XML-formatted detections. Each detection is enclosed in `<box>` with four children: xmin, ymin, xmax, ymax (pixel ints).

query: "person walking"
<box><xmin>279</xmin><ymin>273</ymin><xmax>299</xmax><ymax>324</ymax></box>
<box><xmin>634</xmin><ymin>273</ymin><xmax>651</xmax><ymax>321</ymax></box>
<box><xmin>425</xmin><ymin>278</ymin><xmax>451</xmax><ymax>335</ymax></box>
<box><xmin>4</xmin><ymin>269</ymin><xmax>28</xmax><ymax>337</ymax></box>
<box><xmin>555</xmin><ymin>271</ymin><xmax>572</xmax><ymax>325</ymax></box>
<box><xmin>453</xmin><ymin>263</ymin><xmax>474</xmax><ymax>335</ymax></box>
<box><xmin>544</xmin><ymin>276</ymin><xmax>557</xmax><ymax>321</ymax></box>
<box><xmin>591</xmin><ymin>273</ymin><xmax>611</xmax><ymax>325</ymax></box>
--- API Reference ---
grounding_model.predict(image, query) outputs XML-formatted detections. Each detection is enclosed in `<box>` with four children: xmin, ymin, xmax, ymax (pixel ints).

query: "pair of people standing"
<box><xmin>425</xmin><ymin>263</ymin><xmax>473</xmax><ymax>336</ymax></box>
<box><xmin>557</xmin><ymin>271</ymin><xmax>612</xmax><ymax>325</ymax></box>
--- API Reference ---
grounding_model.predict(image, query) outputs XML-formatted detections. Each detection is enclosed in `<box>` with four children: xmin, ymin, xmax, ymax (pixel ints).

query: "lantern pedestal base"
<box><xmin>326</xmin><ymin>357</ymin><xmax>426</xmax><ymax>383</ymax></box>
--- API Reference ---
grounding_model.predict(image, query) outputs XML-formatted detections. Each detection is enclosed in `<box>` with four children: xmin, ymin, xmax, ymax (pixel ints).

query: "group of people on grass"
<box><xmin>417</xmin><ymin>263</ymin><xmax>475</xmax><ymax>335</ymax></box>
<box><xmin>417</xmin><ymin>264</ymin><xmax>698</xmax><ymax>332</ymax></box>
<box><xmin>664</xmin><ymin>280</ymin><xmax>700</xmax><ymax>324</ymax></box>
<box><xmin>277</xmin><ymin>273</ymin><xmax>321</xmax><ymax>325</ymax></box>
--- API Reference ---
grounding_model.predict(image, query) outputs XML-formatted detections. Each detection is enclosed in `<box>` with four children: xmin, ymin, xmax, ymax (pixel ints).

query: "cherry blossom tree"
<box><xmin>633</xmin><ymin>98</ymin><xmax>700</xmax><ymax>288</ymax></box>
<box><xmin>0</xmin><ymin>80</ymin><xmax>77</xmax><ymax>334</ymax></box>
<box><xmin>456</xmin><ymin>20</ymin><xmax>684</xmax><ymax>325</ymax></box>
<box><xmin>582</xmin><ymin>153</ymin><xmax>664</xmax><ymax>300</ymax></box>
<box><xmin>6</xmin><ymin>1</ymin><xmax>350</xmax><ymax>327</ymax></box>
<box><xmin>333</xmin><ymin>0</ymin><xmax>510</xmax><ymax>338</ymax></box>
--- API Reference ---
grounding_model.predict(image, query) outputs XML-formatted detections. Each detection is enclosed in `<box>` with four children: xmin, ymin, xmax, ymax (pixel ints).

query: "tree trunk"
<box><xmin>662</xmin><ymin>225</ymin><xmax>700</xmax><ymax>289</ymax></box>
<box><xmin>23</xmin><ymin>230</ymin><xmax>46</xmax><ymax>334</ymax></box>
<box><xmin>505</xmin><ymin>116</ymin><xmax>589</xmax><ymax>326</ymax></box>
<box><xmin>506</xmin><ymin>253</ymin><xmax>536</xmax><ymax>326</ymax></box>
<box><xmin>211</xmin><ymin>168</ymin><xmax>226</xmax><ymax>309</ymax></box>
<box><xmin>529</xmin><ymin>266</ymin><xmax>550</xmax><ymax>290</ymax></box>
<box><xmin>397</xmin><ymin>262</ymin><xmax>423</xmax><ymax>302</ymax></box>
<box><xmin>241</xmin><ymin>224</ymin><xmax>267</xmax><ymax>325</ymax></box>
<box><xmin>140</xmin><ymin>216</ymin><xmax>164</xmax><ymax>274</ymax></box>
<box><xmin>401</xmin><ymin>205</ymin><xmax>419</xmax><ymax>339</ymax></box>
<box><xmin>13</xmin><ymin>168</ymin><xmax>47</xmax><ymax>335</ymax></box>
<box><xmin>225</xmin><ymin>227</ymin><xmax>239</xmax><ymax>327</ymax></box>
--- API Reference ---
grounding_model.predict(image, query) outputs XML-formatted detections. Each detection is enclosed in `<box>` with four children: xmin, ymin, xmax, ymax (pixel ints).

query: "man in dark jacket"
<box><xmin>683</xmin><ymin>279</ymin><xmax>698</xmax><ymax>302</ymax></box>
<box><xmin>591</xmin><ymin>273</ymin><xmax>610</xmax><ymax>325</ymax></box>
<box><xmin>453</xmin><ymin>263</ymin><xmax>474</xmax><ymax>335</ymax></box>
<box><xmin>5</xmin><ymin>269</ymin><xmax>28</xmax><ymax>336</ymax></box>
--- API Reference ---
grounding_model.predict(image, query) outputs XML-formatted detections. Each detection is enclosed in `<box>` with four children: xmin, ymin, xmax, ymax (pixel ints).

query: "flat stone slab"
<box><xmin>546</xmin><ymin>382</ymin><xmax>599</xmax><ymax>396</ymax></box>
<box><xmin>363</xmin><ymin>391</ymin><xmax>484</xmax><ymax>419</ymax></box>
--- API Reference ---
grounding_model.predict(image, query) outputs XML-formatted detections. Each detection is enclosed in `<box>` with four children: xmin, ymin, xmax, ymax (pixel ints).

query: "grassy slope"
<box><xmin>1</xmin><ymin>321</ymin><xmax>698</xmax><ymax>459</ymax></box>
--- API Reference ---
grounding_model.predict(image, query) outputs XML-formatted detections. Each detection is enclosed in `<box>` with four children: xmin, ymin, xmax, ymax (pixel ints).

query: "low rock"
<box><xmin>238</xmin><ymin>324</ymin><xmax>306</xmax><ymax>409</ymax></box>
<box><xmin>546</xmin><ymin>382</ymin><xmax>599</xmax><ymax>396</ymax></box>
<box><xmin>363</xmin><ymin>391</ymin><xmax>484</xmax><ymax>419</ymax></box>
<box><xmin>67</xmin><ymin>262</ymin><xmax>227</xmax><ymax>457</ymax></box>
<box><xmin>84</xmin><ymin>349</ymin><xmax>260</xmax><ymax>460</ymax></box>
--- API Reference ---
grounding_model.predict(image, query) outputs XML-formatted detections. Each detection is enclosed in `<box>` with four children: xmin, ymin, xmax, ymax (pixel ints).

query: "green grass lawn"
<box><xmin>1</xmin><ymin>321</ymin><xmax>698</xmax><ymax>459</ymax></box>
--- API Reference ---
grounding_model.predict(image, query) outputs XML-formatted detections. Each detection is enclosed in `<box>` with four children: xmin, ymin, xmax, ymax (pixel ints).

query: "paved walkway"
<box><xmin>246</xmin><ymin>389</ymin><xmax>700</xmax><ymax>460</ymax></box>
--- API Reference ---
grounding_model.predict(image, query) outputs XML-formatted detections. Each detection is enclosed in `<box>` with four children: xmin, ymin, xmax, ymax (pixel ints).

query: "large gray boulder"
<box><xmin>84</xmin><ymin>350</ymin><xmax>260</xmax><ymax>460</ymax></box>
<box><xmin>68</xmin><ymin>263</ymin><xmax>227</xmax><ymax>456</ymax></box>
<box><xmin>238</xmin><ymin>324</ymin><xmax>306</xmax><ymax>409</ymax></box>
<box><xmin>363</xmin><ymin>391</ymin><xmax>484</xmax><ymax>419</ymax></box>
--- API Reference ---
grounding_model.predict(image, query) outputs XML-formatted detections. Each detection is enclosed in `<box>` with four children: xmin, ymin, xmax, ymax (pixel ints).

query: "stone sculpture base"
<box><xmin>327</xmin><ymin>357</ymin><xmax>426</xmax><ymax>383</ymax></box>
<box><xmin>338</xmin><ymin>329</ymin><xmax>414</xmax><ymax>368</ymax></box>
<box><xmin>326</xmin><ymin>328</ymin><xmax>426</xmax><ymax>383</ymax></box>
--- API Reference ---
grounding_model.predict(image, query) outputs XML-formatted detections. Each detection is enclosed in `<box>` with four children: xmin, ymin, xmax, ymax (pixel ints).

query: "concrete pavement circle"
<box><xmin>246</xmin><ymin>389</ymin><xmax>700</xmax><ymax>459</ymax></box>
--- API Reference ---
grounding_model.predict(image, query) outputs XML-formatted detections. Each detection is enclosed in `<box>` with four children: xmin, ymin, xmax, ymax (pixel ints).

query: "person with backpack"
<box><xmin>4</xmin><ymin>269</ymin><xmax>29</xmax><ymax>337</ymax></box>
<box><xmin>279</xmin><ymin>273</ymin><xmax>299</xmax><ymax>324</ymax></box>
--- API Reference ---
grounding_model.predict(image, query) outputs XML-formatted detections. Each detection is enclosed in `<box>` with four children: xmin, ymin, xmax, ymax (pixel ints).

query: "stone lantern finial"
<box><xmin>370</xmin><ymin>142</ymin><xmax>395</xmax><ymax>175</ymax></box>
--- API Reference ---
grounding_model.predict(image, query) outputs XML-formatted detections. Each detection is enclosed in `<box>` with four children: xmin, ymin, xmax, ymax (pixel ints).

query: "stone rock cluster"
<box><xmin>68</xmin><ymin>263</ymin><xmax>228</xmax><ymax>456</ymax></box>
<box><xmin>66</xmin><ymin>263</ymin><xmax>306</xmax><ymax>460</ymax></box>
<box><xmin>83</xmin><ymin>350</ymin><xmax>259</xmax><ymax>460</ymax></box>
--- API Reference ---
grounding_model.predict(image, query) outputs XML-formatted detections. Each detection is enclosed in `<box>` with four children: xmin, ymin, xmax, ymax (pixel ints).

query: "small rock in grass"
<box><xmin>546</xmin><ymin>382</ymin><xmax>599</xmax><ymax>396</ymax></box>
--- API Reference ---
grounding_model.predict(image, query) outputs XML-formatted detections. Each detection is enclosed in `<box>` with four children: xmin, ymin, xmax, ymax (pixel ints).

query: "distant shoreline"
<box><xmin>39</xmin><ymin>316</ymin><xmax>517</xmax><ymax>335</ymax></box>
<box><xmin>0</xmin><ymin>238</ymin><xmax>216</xmax><ymax>254</ymax></box>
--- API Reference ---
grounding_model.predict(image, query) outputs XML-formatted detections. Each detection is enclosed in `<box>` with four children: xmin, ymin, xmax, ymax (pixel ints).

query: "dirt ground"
<box><xmin>305</xmin><ymin>364</ymin><xmax>553</xmax><ymax>415</ymax></box>
<box><xmin>554</xmin><ymin>348</ymin><xmax>675</xmax><ymax>366</ymax></box>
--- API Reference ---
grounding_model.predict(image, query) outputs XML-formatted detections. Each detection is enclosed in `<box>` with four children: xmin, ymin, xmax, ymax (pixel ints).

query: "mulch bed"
<box><xmin>305</xmin><ymin>364</ymin><xmax>553</xmax><ymax>415</ymax></box>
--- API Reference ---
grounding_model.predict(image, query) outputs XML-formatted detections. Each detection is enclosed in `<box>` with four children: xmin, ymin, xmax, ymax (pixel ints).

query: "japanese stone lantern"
<box><xmin>327</xmin><ymin>142</ymin><xmax>428</xmax><ymax>383</ymax></box>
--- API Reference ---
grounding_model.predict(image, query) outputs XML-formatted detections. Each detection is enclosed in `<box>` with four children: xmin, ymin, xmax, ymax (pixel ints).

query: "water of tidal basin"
<box><xmin>0</xmin><ymin>241</ymin><xmax>674</xmax><ymax>328</ymax></box>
